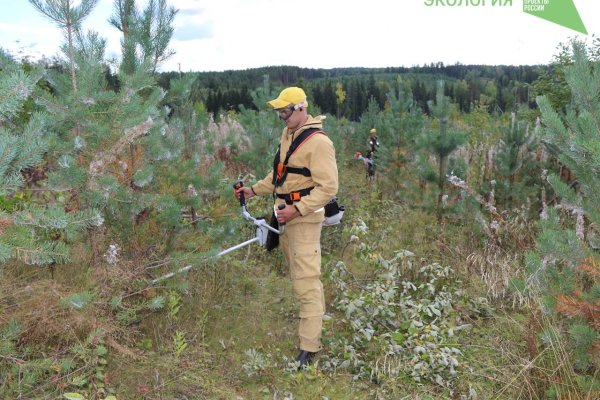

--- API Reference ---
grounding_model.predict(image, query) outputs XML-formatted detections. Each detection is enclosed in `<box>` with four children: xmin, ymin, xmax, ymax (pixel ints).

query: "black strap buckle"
<box><xmin>276</xmin><ymin>186</ymin><xmax>314</xmax><ymax>204</ymax></box>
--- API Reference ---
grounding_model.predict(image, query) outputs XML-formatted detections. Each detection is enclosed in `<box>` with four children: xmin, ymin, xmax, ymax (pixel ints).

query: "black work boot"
<box><xmin>295</xmin><ymin>350</ymin><xmax>317</xmax><ymax>370</ymax></box>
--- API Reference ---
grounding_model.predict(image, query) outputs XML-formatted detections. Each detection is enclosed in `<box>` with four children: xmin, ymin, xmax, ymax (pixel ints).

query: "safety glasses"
<box><xmin>275</xmin><ymin>105</ymin><xmax>296</xmax><ymax>121</ymax></box>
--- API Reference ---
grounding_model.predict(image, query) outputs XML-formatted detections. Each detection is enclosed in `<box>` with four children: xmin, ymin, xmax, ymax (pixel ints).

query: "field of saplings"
<box><xmin>1</xmin><ymin>1</ymin><xmax>599</xmax><ymax>399</ymax></box>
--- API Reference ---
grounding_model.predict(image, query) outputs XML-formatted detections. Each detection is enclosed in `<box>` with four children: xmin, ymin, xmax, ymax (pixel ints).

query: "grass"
<box><xmin>102</xmin><ymin>259</ymin><xmax>381</xmax><ymax>399</ymax></box>
<box><xmin>2</xmin><ymin>164</ymin><xmax>597</xmax><ymax>399</ymax></box>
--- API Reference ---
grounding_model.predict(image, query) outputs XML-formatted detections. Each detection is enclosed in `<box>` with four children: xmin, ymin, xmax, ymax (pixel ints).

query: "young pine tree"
<box><xmin>417</xmin><ymin>80</ymin><xmax>466</xmax><ymax>215</ymax></box>
<box><xmin>28</xmin><ymin>0</ymin><xmax>99</xmax><ymax>93</ymax></box>
<box><xmin>151</xmin><ymin>73</ymin><xmax>236</xmax><ymax>257</ymax></box>
<box><xmin>0</xmin><ymin>49</ymin><xmax>101</xmax><ymax>266</ymax></box>
<box><xmin>383</xmin><ymin>79</ymin><xmax>424</xmax><ymax>190</ymax></box>
<box><xmin>528</xmin><ymin>40</ymin><xmax>600</xmax><ymax>391</ymax></box>
<box><xmin>110</xmin><ymin>0</ymin><xmax>178</xmax><ymax>75</ymax></box>
<box><xmin>25</xmin><ymin>0</ymin><xmax>238</xmax><ymax>280</ymax></box>
<box><xmin>493</xmin><ymin>112</ymin><xmax>541</xmax><ymax>211</ymax></box>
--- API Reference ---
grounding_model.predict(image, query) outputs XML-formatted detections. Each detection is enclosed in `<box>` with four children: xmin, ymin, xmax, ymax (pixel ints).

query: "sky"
<box><xmin>1</xmin><ymin>0</ymin><xmax>599</xmax><ymax>72</ymax></box>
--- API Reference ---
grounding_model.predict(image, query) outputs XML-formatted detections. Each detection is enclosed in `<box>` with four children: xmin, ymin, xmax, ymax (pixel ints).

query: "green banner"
<box><xmin>523</xmin><ymin>0</ymin><xmax>587</xmax><ymax>34</ymax></box>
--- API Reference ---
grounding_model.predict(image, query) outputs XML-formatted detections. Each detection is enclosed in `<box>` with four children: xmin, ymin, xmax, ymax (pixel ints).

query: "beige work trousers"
<box><xmin>280</xmin><ymin>219</ymin><xmax>325</xmax><ymax>353</ymax></box>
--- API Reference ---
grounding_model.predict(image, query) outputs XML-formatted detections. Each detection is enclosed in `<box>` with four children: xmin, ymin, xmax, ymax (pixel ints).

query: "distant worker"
<box><xmin>355</xmin><ymin>128</ymin><xmax>379</xmax><ymax>181</ymax></box>
<box><xmin>368</xmin><ymin>128</ymin><xmax>379</xmax><ymax>154</ymax></box>
<box><xmin>234</xmin><ymin>87</ymin><xmax>339</xmax><ymax>369</ymax></box>
<box><xmin>355</xmin><ymin>151</ymin><xmax>375</xmax><ymax>181</ymax></box>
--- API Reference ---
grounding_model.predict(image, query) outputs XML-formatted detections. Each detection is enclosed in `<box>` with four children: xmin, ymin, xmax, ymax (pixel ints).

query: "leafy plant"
<box><xmin>172</xmin><ymin>330</ymin><xmax>188</xmax><ymax>358</ymax></box>
<box><xmin>167</xmin><ymin>289</ymin><xmax>182</xmax><ymax>319</ymax></box>
<box><xmin>241</xmin><ymin>348</ymin><xmax>270</xmax><ymax>377</ymax></box>
<box><xmin>68</xmin><ymin>329</ymin><xmax>112</xmax><ymax>398</ymax></box>
<box><xmin>322</xmin><ymin>219</ymin><xmax>479</xmax><ymax>390</ymax></box>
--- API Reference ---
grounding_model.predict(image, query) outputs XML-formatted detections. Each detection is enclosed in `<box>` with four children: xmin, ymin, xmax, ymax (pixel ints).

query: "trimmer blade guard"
<box><xmin>256</xmin><ymin>220</ymin><xmax>269</xmax><ymax>246</ymax></box>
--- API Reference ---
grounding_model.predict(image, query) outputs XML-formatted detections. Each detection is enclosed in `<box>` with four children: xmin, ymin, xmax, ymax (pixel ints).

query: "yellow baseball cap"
<box><xmin>370</xmin><ymin>128</ymin><xmax>377</xmax><ymax>134</ymax></box>
<box><xmin>267</xmin><ymin>87</ymin><xmax>309</xmax><ymax>109</ymax></box>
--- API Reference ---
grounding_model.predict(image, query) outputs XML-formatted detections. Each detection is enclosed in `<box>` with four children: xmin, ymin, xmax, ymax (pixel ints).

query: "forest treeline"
<box><xmin>157</xmin><ymin>63</ymin><xmax>546</xmax><ymax>120</ymax></box>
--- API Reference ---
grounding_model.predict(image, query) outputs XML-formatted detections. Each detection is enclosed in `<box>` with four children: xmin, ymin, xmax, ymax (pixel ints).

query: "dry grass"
<box><xmin>466</xmin><ymin>250</ymin><xmax>526</xmax><ymax>306</ymax></box>
<box><xmin>1</xmin><ymin>277</ymin><xmax>110</xmax><ymax>349</ymax></box>
<box><xmin>0</xmin><ymin>216</ymin><xmax>12</xmax><ymax>236</ymax></box>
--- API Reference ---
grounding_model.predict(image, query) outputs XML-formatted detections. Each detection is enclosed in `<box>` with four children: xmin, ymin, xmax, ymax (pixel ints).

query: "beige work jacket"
<box><xmin>252</xmin><ymin>115</ymin><xmax>338</xmax><ymax>224</ymax></box>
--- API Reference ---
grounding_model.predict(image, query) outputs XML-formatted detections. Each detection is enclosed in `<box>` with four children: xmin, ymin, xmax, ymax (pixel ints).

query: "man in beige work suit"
<box><xmin>235</xmin><ymin>87</ymin><xmax>338</xmax><ymax>369</ymax></box>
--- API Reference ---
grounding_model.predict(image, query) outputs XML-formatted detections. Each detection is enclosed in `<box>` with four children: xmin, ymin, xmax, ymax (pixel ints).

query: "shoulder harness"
<box><xmin>271</xmin><ymin>127</ymin><xmax>326</xmax><ymax>187</ymax></box>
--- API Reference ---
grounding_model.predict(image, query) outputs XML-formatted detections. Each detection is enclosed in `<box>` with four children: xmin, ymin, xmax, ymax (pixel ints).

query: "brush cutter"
<box><xmin>151</xmin><ymin>181</ymin><xmax>284</xmax><ymax>284</ymax></box>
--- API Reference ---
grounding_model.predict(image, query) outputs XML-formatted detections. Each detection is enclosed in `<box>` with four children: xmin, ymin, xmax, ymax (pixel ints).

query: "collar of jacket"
<box><xmin>285</xmin><ymin>115</ymin><xmax>326</xmax><ymax>136</ymax></box>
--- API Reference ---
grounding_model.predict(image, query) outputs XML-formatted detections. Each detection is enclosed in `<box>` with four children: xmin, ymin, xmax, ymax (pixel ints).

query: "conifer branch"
<box><xmin>88</xmin><ymin>117</ymin><xmax>154</xmax><ymax>180</ymax></box>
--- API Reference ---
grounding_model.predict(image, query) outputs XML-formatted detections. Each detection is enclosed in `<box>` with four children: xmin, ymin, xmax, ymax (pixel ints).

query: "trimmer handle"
<box><xmin>277</xmin><ymin>203</ymin><xmax>286</xmax><ymax>225</ymax></box>
<box><xmin>233</xmin><ymin>180</ymin><xmax>245</xmax><ymax>206</ymax></box>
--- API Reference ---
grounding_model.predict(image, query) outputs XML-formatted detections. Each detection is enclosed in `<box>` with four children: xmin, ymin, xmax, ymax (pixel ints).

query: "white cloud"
<box><xmin>1</xmin><ymin>0</ymin><xmax>598</xmax><ymax>71</ymax></box>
